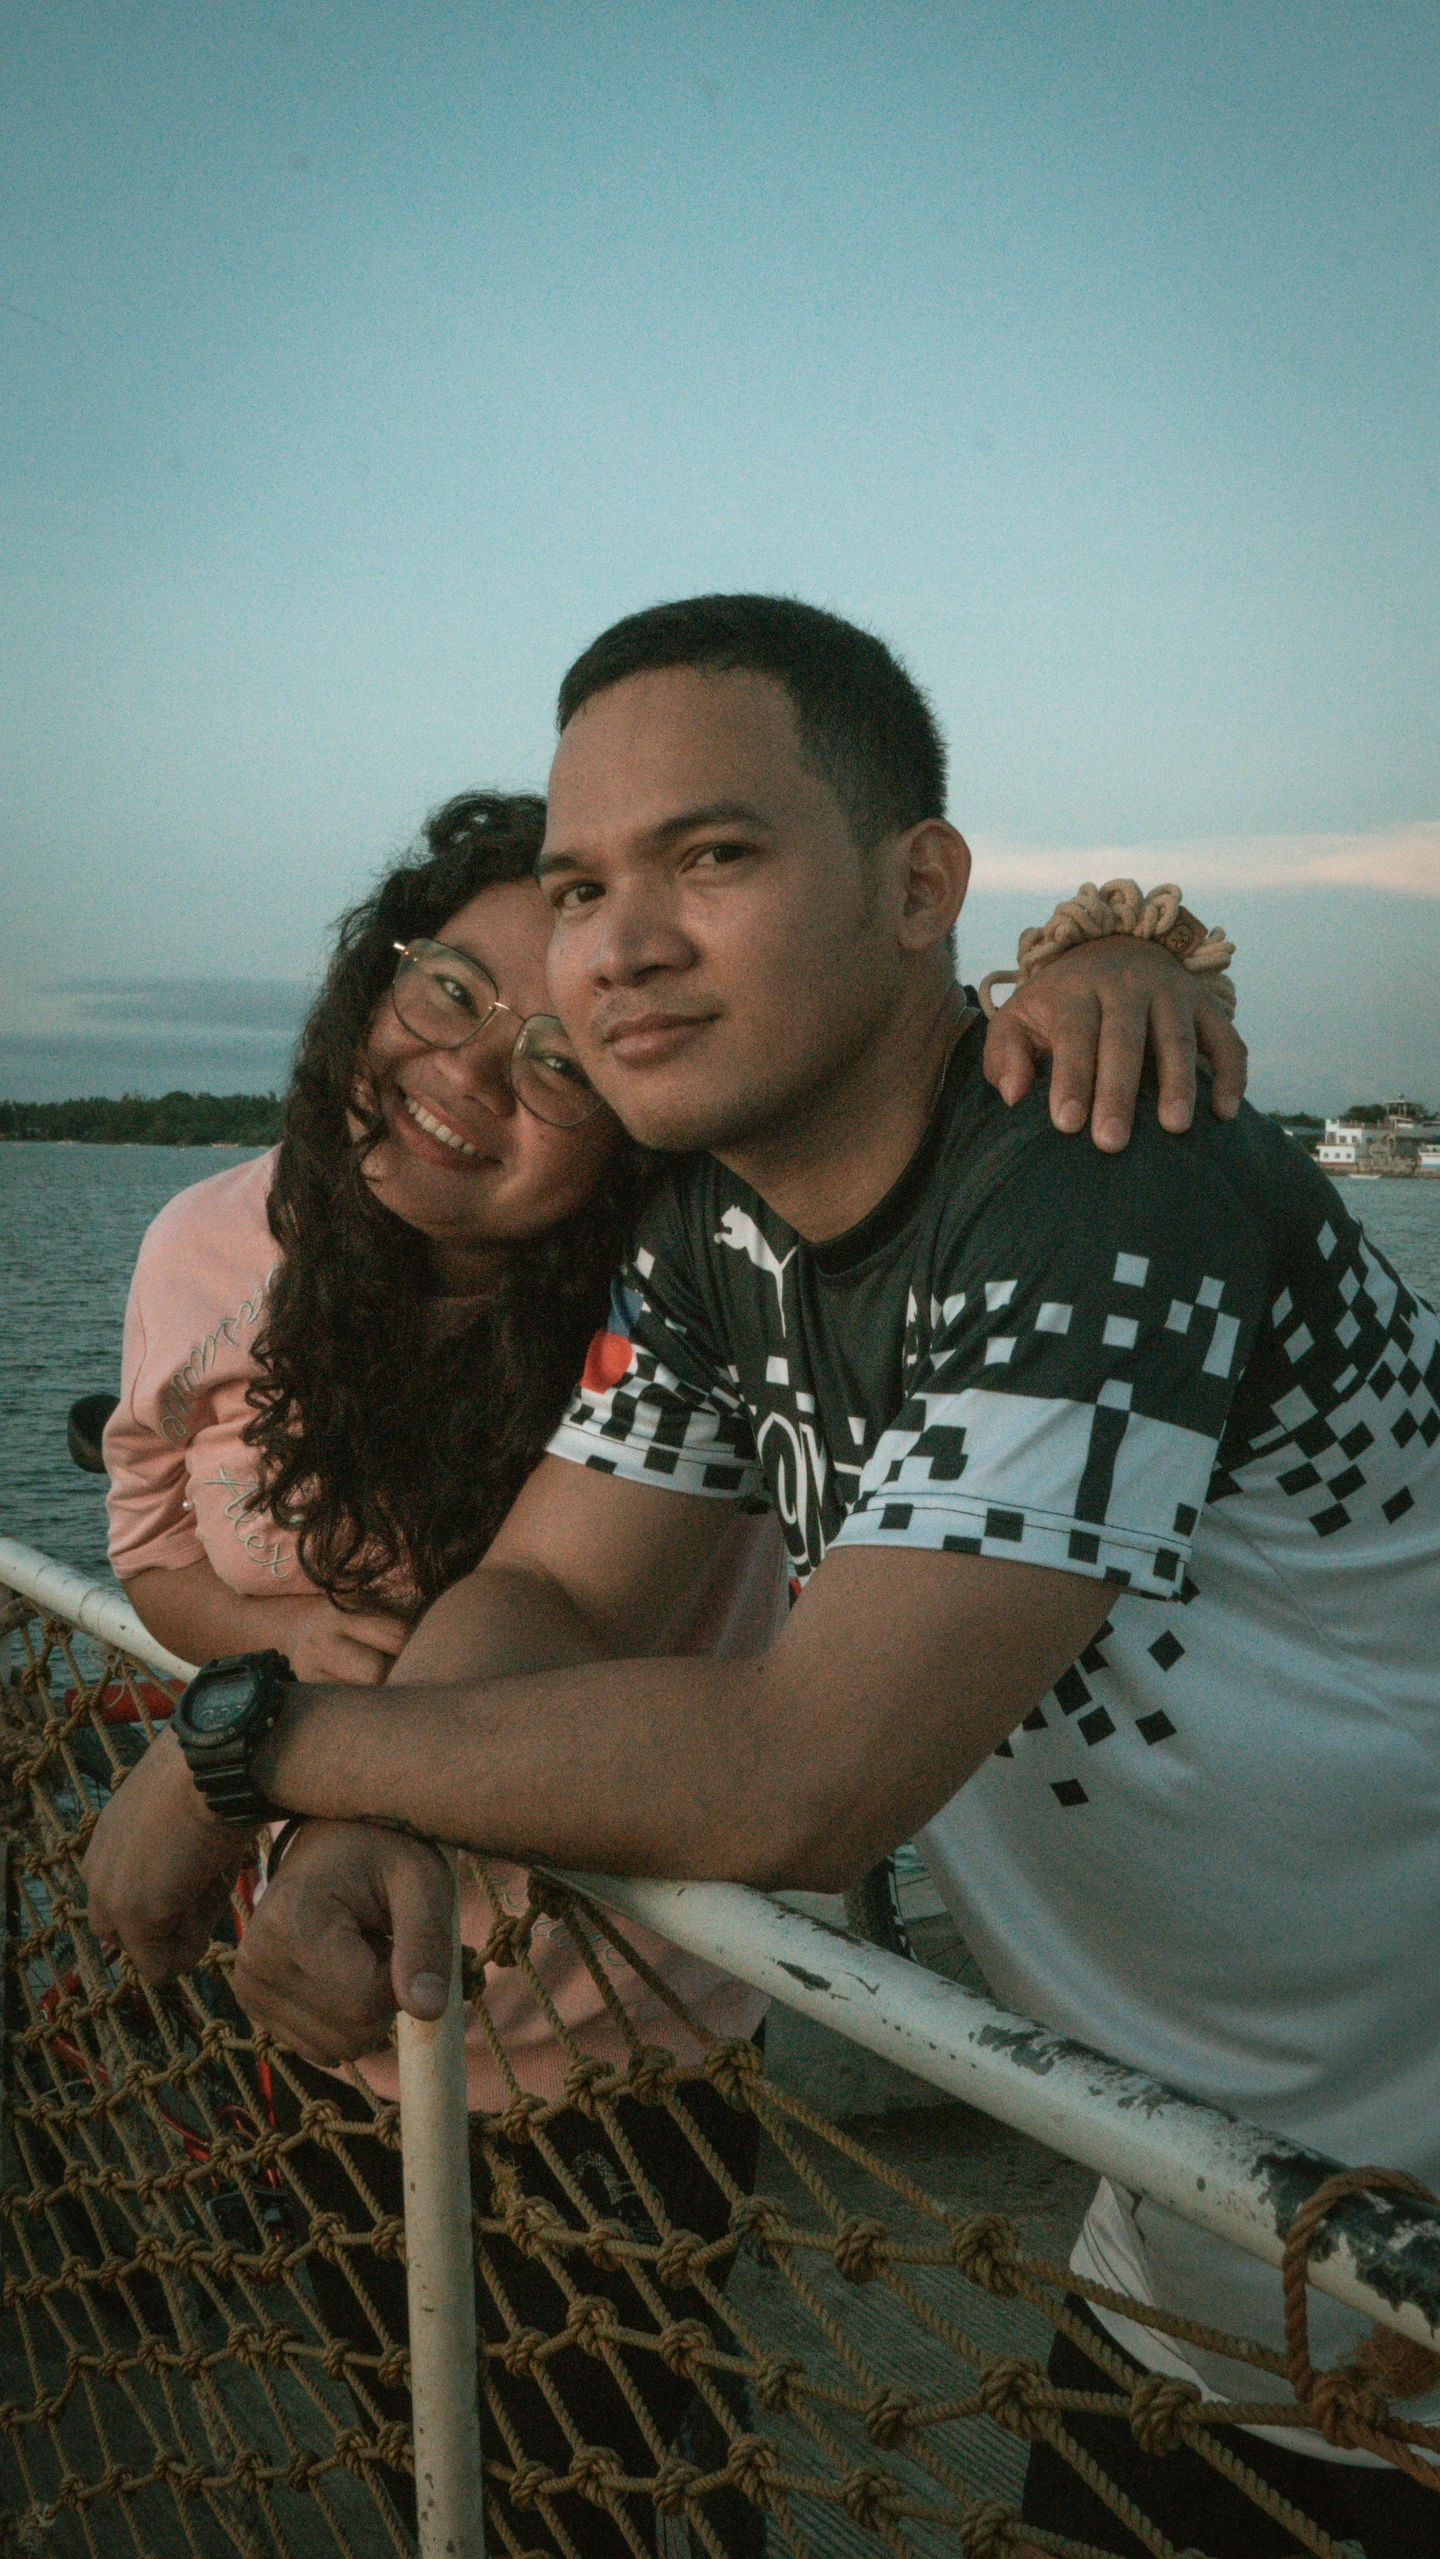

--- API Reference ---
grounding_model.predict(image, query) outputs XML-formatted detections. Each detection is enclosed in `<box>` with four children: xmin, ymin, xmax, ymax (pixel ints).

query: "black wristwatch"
<box><xmin>172</xmin><ymin>1650</ymin><xmax>294</xmax><ymax>1825</ymax></box>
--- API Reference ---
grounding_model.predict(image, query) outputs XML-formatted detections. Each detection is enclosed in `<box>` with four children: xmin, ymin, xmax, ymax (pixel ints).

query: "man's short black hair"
<box><xmin>556</xmin><ymin>594</ymin><xmax>947</xmax><ymax>850</ymax></box>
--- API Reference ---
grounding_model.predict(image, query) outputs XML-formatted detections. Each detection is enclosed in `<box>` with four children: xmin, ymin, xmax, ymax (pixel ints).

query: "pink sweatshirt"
<box><xmin>106</xmin><ymin>1151</ymin><xmax>778</xmax><ymax>2107</ymax></box>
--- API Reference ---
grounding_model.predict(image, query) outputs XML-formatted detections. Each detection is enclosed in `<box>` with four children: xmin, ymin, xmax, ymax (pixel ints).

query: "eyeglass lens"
<box><xmin>391</xmin><ymin>943</ymin><xmax>602</xmax><ymax>1128</ymax></box>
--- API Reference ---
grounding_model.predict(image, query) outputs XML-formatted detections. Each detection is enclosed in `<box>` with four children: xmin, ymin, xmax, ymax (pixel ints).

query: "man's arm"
<box><xmin>79</xmin><ymin>1461</ymin><xmax>742</xmax><ymax>1976</ymax></box>
<box><xmin>258</xmin><ymin>1537</ymin><xmax>1110</xmax><ymax>1889</ymax></box>
<box><xmin>228</xmin><ymin>1539</ymin><xmax>1107</xmax><ymax>2059</ymax></box>
<box><xmin>82</xmin><ymin>1446</ymin><xmax>1110</xmax><ymax>1978</ymax></box>
<box><xmin>390</xmin><ymin>1459</ymin><xmax>743</xmax><ymax>1682</ymax></box>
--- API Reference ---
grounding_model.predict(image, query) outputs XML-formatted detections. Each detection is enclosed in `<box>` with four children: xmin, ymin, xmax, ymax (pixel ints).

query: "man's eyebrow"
<box><xmin>650</xmin><ymin>800</ymin><xmax>775</xmax><ymax>841</ymax></box>
<box><xmin>536</xmin><ymin>801</ymin><xmax>775</xmax><ymax>880</ymax></box>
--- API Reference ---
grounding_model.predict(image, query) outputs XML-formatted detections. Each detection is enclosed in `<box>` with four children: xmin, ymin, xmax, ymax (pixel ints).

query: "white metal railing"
<box><xmin>7</xmin><ymin>1532</ymin><xmax>1440</xmax><ymax>2554</ymax></box>
<box><xmin>0</xmin><ymin>1533</ymin><xmax>483</xmax><ymax>2556</ymax></box>
<box><xmin>558</xmin><ymin>1872</ymin><xmax>1440</xmax><ymax>2357</ymax></box>
<box><xmin>0</xmin><ymin>1532</ymin><xmax>193</xmax><ymax>1678</ymax></box>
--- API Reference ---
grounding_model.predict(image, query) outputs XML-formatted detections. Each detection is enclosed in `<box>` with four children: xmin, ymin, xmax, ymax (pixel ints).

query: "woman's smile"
<box><xmin>396</xmin><ymin>1088</ymin><xmax>491</xmax><ymax>1164</ymax></box>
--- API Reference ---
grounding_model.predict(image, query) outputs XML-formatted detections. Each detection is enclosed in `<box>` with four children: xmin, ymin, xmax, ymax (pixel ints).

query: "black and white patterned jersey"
<box><xmin>548</xmin><ymin>1016</ymin><xmax>1440</xmax><ymax>2412</ymax></box>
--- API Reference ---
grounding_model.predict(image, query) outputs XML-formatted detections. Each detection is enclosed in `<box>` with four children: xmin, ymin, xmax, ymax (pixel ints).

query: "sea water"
<box><xmin>2</xmin><ymin>1139</ymin><xmax>1439</xmax><ymax>1591</ymax></box>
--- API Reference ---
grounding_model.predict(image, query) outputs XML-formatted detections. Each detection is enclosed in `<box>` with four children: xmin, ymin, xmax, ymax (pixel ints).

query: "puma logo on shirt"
<box><xmin>715</xmin><ymin>1208</ymin><xmax>798</xmax><ymax>1333</ymax></box>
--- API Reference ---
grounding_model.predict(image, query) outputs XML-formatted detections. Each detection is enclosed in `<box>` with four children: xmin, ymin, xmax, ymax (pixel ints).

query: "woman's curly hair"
<box><xmin>243</xmin><ymin>791</ymin><xmax>648</xmax><ymax>1614</ymax></box>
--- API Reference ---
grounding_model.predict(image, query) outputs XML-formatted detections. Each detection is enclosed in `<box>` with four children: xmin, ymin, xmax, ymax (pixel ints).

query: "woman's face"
<box><xmin>358</xmin><ymin>879</ymin><xmax>623</xmax><ymax>1286</ymax></box>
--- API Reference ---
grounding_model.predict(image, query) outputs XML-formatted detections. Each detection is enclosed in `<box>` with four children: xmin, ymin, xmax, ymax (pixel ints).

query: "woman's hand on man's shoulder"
<box><xmin>982</xmin><ymin>934</ymin><xmax>1247</xmax><ymax>1152</ymax></box>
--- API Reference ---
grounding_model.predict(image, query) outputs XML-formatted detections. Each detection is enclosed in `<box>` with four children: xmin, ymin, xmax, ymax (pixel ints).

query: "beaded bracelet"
<box><xmin>978</xmin><ymin>879</ymin><xmax>1237</xmax><ymax>1021</ymax></box>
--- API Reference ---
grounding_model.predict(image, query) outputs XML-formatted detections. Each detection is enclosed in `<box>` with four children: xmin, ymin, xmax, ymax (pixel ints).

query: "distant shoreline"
<box><xmin>0</xmin><ymin>1094</ymin><xmax>282</xmax><ymax>1147</ymax></box>
<box><xmin>2</xmin><ymin>1092</ymin><xmax>1434</xmax><ymax>1171</ymax></box>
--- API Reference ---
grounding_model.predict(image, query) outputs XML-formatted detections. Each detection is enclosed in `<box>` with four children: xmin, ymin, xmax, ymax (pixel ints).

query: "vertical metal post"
<box><xmin>397</xmin><ymin>1850</ymin><xmax>485</xmax><ymax>2556</ymax></box>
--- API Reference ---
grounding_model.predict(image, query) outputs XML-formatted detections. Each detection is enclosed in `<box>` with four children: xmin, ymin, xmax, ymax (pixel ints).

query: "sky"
<box><xmin>2</xmin><ymin>0</ymin><xmax>1437</xmax><ymax>1109</ymax></box>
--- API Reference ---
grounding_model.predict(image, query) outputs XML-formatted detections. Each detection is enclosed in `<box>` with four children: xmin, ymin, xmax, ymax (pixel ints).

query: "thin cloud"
<box><xmin>970</xmin><ymin>821</ymin><xmax>1440</xmax><ymax>899</ymax></box>
<box><xmin>0</xmin><ymin>298</ymin><xmax>80</xmax><ymax>342</ymax></box>
<box><xmin>58</xmin><ymin>979</ymin><xmax>312</xmax><ymax>1034</ymax></box>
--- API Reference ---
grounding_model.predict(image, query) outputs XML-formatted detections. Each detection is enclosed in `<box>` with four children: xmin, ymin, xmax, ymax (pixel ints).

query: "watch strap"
<box><xmin>173</xmin><ymin>1650</ymin><xmax>294</xmax><ymax>1826</ymax></box>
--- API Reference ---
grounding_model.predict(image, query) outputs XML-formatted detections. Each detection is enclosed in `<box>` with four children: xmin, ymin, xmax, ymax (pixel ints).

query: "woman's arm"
<box><xmin>105</xmin><ymin>1168</ymin><xmax>411</xmax><ymax>1686</ymax></box>
<box><xmin>125</xmin><ymin>1558</ymin><xmax>409</xmax><ymax>1684</ymax></box>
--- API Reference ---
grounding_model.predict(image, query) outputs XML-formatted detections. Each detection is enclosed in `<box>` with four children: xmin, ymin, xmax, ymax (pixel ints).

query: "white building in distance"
<box><xmin>1317</xmin><ymin>1098</ymin><xmax>1439</xmax><ymax>1176</ymax></box>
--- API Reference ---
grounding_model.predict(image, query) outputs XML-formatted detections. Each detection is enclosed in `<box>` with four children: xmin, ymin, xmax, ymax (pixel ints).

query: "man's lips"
<box><xmin>599</xmin><ymin>1011</ymin><xmax>716</xmax><ymax>1065</ymax></box>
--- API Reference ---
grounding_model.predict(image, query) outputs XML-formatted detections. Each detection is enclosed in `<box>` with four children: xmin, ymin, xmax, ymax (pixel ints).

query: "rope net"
<box><xmin>2</xmin><ymin>1587</ymin><xmax>1431</xmax><ymax>2559</ymax></box>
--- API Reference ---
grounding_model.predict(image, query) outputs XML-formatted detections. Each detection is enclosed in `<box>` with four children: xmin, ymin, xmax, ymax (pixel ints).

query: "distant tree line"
<box><xmin>1269</xmin><ymin>1105</ymin><xmax>1436</xmax><ymax>1130</ymax></box>
<box><xmin>1</xmin><ymin>1092</ymin><xmax>1422</xmax><ymax>1152</ymax></box>
<box><xmin>0</xmin><ymin>1092</ymin><xmax>284</xmax><ymax>1146</ymax></box>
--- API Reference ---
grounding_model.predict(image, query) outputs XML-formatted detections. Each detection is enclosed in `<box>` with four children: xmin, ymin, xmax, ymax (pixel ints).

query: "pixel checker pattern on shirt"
<box><xmin>548</xmin><ymin>1019</ymin><xmax>1440</xmax><ymax>2411</ymax></box>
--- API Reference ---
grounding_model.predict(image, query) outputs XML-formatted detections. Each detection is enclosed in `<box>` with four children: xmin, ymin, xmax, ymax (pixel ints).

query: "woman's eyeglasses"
<box><xmin>390</xmin><ymin>940</ymin><xmax>606</xmax><ymax>1130</ymax></box>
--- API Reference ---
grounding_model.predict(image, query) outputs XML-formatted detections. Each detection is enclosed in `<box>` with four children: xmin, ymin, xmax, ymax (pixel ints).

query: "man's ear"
<box><xmin>892</xmin><ymin>820</ymin><xmax>971</xmax><ymax>953</ymax></box>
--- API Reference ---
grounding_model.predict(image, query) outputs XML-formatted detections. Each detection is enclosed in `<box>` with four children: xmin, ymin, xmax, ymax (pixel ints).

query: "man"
<box><xmin>86</xmin><ymin>598</ymin><xmax>1440</xmax><ymax>2554</ymax></box>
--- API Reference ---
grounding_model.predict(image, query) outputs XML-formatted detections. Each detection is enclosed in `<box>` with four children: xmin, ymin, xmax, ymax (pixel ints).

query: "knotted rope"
<box><xmin>1282</xmin><ymin>2164</ymin><xmax>1440</xmax><ymax>2489</ymax></box>
<box><xmin>8</xmin><ymin>1582</ymin><xmax>1425</xmax><ymax>2559</ymax></box>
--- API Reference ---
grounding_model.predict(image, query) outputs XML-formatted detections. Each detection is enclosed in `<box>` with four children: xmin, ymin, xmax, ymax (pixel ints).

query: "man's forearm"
<box><xmin>88</xmin><ymin>1549</ymin><xmax>1108</xmax><ymax>1989</ymax></box>
<box><xmin>250</xmin><ymin>1653</ymin><xmax>787</xmax><ymax>1881</ymax></box>
<box><xmin>315</xmin><ymin>1536</ymin><xmax>775</xmax><ymax>1879</ymax></box>
<box><xmin>247</xmin><ymin>1547</ymin><xmax>1110</xmax><ymax>1892</ymax></box>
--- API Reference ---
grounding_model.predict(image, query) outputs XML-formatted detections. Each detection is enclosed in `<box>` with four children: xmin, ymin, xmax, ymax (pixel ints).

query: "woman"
<box><xmin>107</xmin><ymin>779</ymin><xmax>785</xmax><ymax>1965</ymax></box>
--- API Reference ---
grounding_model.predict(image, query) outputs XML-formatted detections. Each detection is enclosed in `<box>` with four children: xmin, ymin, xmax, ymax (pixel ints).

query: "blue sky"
<box><xmin>2</xmin><ymin>0</ymin><xmax>1436</xmax><ymax>1107</ymax></box>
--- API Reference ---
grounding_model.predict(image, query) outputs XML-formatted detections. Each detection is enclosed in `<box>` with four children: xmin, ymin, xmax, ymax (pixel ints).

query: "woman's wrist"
<box><xmin>979</xmin><ymin>878</ymin><xmax>1236</xmax><ymax>1020</ymax></box>
<box><xmin>236</xmin><ymin>1592</ymin><xmax>303</xmax><ymax>1636</ymax></box>
<box><xmin>124</xmin><ymin>1562</ymin><xmax>315</xmax><ymax>1669</ymax></box>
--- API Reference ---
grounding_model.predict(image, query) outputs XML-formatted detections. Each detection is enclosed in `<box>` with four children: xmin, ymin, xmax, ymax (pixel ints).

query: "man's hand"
<box><xmin>81</xmin><ymin>1727</ymin><xmax>251</xmax><ymax>1981</ymax></box>
<box><xmin>232</xmin><ymin>1822</ymin><xmax>453</xmax><ymax>2065</ymax></box>
<box><xmin>982</xmin><ymin>934</ymin><xmax>1247</xmax><ymax>1152</ymax></box>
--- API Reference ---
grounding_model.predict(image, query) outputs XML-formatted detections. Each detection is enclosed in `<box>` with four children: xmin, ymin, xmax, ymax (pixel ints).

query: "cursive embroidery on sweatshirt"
<box><xmin>159</xmin><ymin>1265</ymin><xmax>278</xmax><ymax>1444</ymax></box>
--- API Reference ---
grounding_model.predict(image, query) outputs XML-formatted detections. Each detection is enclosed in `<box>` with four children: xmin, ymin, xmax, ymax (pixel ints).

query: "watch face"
<box><xmin>188</xmin><ymin>1669</ymin><xmax>256</xmax><ymax>1733</ymax></box>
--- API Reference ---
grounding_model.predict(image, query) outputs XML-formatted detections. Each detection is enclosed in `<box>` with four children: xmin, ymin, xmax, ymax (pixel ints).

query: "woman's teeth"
<box><xmin>403</xmin><ymin>1094</ymin><xmax>479</xmax><ymax>1158</ymax></box>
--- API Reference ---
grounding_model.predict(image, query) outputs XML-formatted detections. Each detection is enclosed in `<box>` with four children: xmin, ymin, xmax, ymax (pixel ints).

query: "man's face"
<box><xmin>539</xmin><ymin>667</ymin><xmax>903</xmax><ymax>1156</ymax></box>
